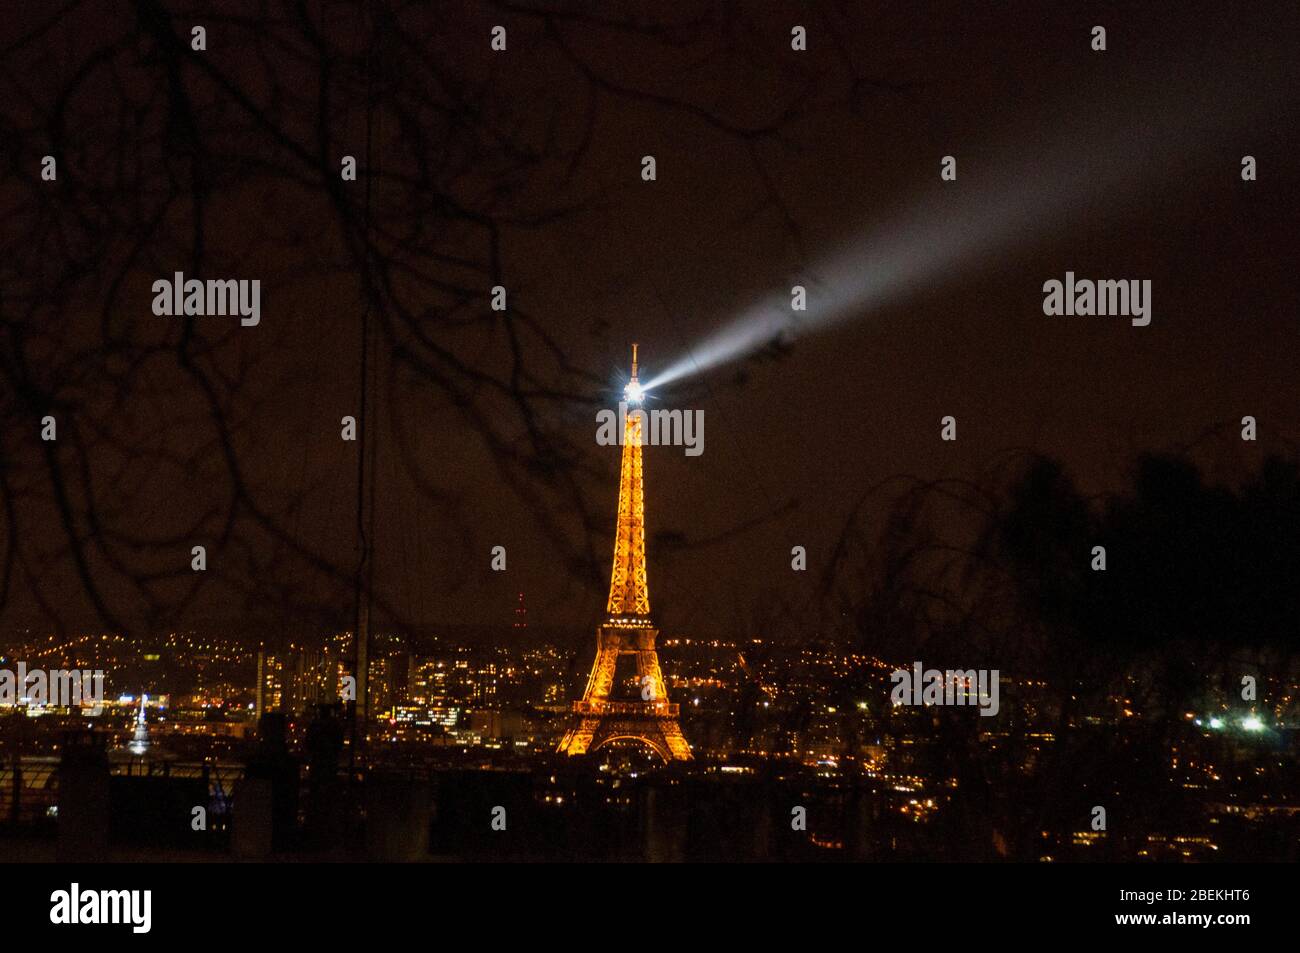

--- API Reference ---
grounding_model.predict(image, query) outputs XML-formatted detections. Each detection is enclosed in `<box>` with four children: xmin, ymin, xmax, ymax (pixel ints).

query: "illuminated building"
<box><xmin>407</xmin><ymin>656</ymin><xmax>462</xmax><ymax>727</ymax></box>
<box><xmin>368</xmin><ymin>656</ymin><xmax>395</xmax><ymax>712</ymax></box>
<box><xmin>255</xmin><ymin>650</ymin><xmax>284</xmax><ymax>717</ymax></box>
<box><xmin>558</xmin><ymin>346</ymin><xmax>692</xmax><ymax>760</ymax></box>
<box><xmin>408</xmin><ymin>656</ymin><xmax>449</xmax><ymax>706</ymax></box>
<box><xmin>256</xmin><ymin>646</ymin><xmax>342</xmax><ymax>716</ymax></box>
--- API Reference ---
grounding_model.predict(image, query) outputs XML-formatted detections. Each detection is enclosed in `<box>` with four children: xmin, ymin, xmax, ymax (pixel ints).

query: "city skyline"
<box><xmin>0</xmin><ymin>0</ymin><xmax>1297</xmax><ymax>900</ymax></box>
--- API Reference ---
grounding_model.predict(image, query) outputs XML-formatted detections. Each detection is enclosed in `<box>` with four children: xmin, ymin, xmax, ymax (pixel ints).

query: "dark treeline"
<box><xmin>787</xmin><ymin>449</ymin><xmax>1300</xmax><ymax>860</ymax></box>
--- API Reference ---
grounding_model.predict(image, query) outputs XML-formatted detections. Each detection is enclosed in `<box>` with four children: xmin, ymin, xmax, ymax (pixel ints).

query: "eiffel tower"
<box><xmin>557</xmin><ymin>345</ymin><xmax>692</xmax><ymax>761</ymax></box>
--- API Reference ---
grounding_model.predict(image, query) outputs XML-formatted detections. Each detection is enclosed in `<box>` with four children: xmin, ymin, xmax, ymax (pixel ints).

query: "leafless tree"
<box><xmin>0</xmin><ymin>1</ymin><xmax>904</xmax><ymax>635</ymax></box>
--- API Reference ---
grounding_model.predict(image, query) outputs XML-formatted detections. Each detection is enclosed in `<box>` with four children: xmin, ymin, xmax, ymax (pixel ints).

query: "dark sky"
<box><xmin>1</xmin><ymin>1</ymin><xmax>1297</xmax><ymax>640</ymax></box>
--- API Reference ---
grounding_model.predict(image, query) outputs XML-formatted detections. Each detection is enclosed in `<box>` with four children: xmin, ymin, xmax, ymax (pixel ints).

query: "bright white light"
<box><xmin>624</xmin><ymin>381</ymin><xmax>644</xmax><ymax>403</ymax></box>
<box><xmin>641</xmin><ymin>66</ymin><xmax>1280</xmax><ymax>394</ymax></box>
<box><xmin>1242</xmin><ymin>715</ymin><xmax>1264</xmax><ymax>732</ymax></box>
<box><xmin>1208</xmin><ymin>717</ymin><xmax>1224</xmax><ymax>730</ymax></box>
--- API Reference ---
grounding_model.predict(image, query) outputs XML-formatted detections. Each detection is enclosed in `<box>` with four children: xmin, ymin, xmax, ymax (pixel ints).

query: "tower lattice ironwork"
<box><xmin>557</xmin><ymin>345</ymin><xmax>692</xmax><ymax>761</ymax></box>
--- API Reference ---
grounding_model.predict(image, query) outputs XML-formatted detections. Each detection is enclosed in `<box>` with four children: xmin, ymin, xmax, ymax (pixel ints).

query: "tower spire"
<box><xmin>607</xmin><ymin>347</ymin><xmax>650</xmax><ymax>621</ymax></box>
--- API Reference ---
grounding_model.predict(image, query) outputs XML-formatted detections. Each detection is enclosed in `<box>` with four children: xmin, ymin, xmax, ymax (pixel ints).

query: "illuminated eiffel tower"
<box><xmin>557</xmin><ymin>345</ymin><xmax>692</xmax><ymax>761</ymax></box>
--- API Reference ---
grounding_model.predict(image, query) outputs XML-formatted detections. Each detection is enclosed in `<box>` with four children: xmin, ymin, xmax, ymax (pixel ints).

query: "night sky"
<box><xmin>1</xmin><ymin>1</ymin><xmax>1297</xmax><ymax>641</ymax></box>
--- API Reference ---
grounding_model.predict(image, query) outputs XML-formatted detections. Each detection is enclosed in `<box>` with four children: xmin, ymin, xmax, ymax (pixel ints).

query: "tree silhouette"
<box><xmin>0</xmin><ymin>2</ymin><xmax>895</xmax><ymax>634</ymax></box>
